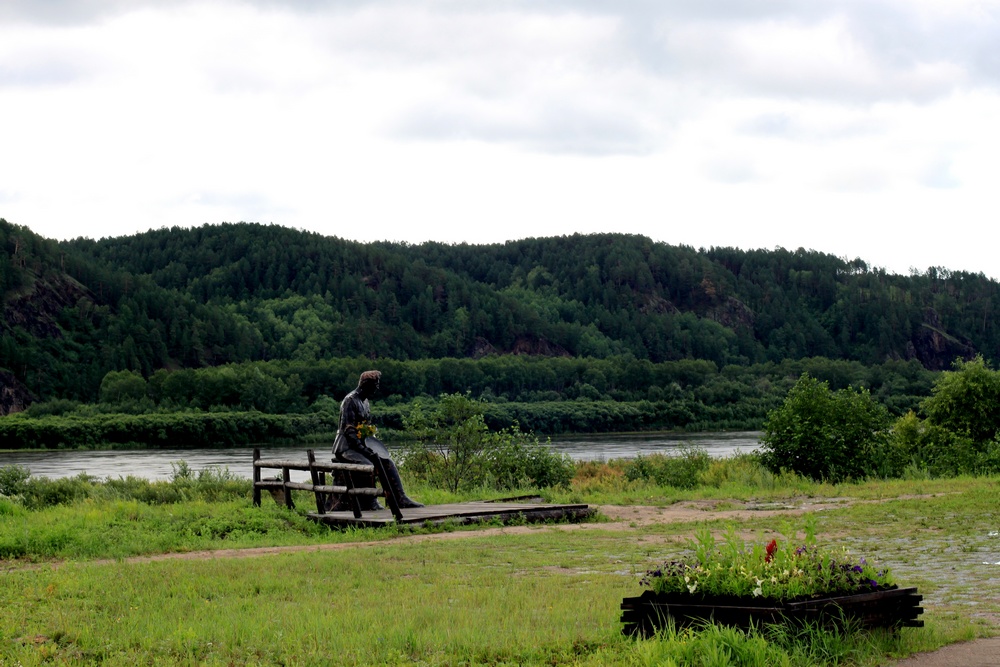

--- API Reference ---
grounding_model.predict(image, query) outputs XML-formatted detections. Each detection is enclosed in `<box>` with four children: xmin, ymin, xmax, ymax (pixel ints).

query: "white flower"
<box><xmin>752</xmin><ymin>586</ymin><xmax>763</xmax><ymax>597</ymax></box>
<box><xmin>687</xmin><ymin>582</ymin><xmax>698</xmax><ymax>594</ymax></box>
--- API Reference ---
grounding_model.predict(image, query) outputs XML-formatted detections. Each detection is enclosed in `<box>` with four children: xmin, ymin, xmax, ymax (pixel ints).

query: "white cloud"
<box><xmin>2</xmin><ymin>0</ymin><xmax>1000</xmax><ymax>276</ymax></box>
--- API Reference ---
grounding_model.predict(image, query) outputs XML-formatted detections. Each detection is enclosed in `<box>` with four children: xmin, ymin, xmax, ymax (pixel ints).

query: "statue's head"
<box><xmin>358</xmin><ymin>370</ymin><xmax>381</xmax><ymax>398</ymax></box>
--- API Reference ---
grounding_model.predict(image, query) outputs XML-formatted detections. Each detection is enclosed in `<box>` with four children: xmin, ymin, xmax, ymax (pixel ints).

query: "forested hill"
<box><xmin>1</xmin><ymin>218</ymin><xmax>996</xmax><ymax>405</ymax></box>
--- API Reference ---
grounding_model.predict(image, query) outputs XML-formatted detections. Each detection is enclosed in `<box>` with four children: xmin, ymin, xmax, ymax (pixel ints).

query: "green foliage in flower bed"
<box><xmin>643</xmin><ymin>523</ymin><xmax>893</xmax><ymax>602</ymax></box>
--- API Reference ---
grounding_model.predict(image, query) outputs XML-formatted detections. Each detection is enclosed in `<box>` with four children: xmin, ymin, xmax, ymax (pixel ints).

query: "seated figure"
<box><xmin>331</xmin><ymin>370</ymin><xmax>423</xmax><ymax>511</ymax></box>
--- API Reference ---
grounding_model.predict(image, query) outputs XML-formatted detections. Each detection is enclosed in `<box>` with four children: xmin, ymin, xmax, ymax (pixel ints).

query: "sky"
<box><xmin>1</xmin><ymin>0</ymin><xmax>999</xmax><ymax>277</ymax></box>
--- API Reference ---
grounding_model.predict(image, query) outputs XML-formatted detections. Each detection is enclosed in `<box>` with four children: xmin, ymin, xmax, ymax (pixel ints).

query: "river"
<box><xmin>1</xmin><ymin>431</ymin><xmax>761</xmax><ymax>481</ymax></box>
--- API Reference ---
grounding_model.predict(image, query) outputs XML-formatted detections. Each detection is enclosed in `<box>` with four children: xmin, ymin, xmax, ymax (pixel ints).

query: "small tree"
<box><xmin>401</xmin><ymin>393</ymin><xmax>573</xmax><ymax>492</ymax></box>
<box><xmin>402</xmin><ymin>394</ymin><xmax>493</xmax><ymax>493</ymax></box>
<box><xmin>890</xmin><ymin>356</ymin><xmax>1000</xmax><ymax>476</ymax></box>
<box><xmin>760</xmin><ymin>373</ymin><xmax>893</xmax><ymax>482</ymax></box>
<box><xmin>921</xmin><ymin>356</ymin><xmax>1000</xmax><ymax>445</ymax></box>
<box><xmin>99</xmin><ymin>370</ymin><xmax>147</xmax><ymax>404</ymax></box>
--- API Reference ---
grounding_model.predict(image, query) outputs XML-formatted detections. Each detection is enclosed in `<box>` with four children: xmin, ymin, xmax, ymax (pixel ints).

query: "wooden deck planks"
<box><xmin>306</xmin><ymin>501</ymin><xmax>594</xmax><ymax>528</ymax></box>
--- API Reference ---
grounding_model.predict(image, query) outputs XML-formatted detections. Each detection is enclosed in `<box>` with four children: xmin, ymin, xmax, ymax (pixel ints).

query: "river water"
<box><xmin>1</xmin><ymin>431</ymin><xmax>760</xmax><ymax>481</ymax></box>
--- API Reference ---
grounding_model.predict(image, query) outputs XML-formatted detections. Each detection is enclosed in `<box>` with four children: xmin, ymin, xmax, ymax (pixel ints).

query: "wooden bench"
<box><xmin>252</xmin><ymin>448</ymin><xmax>403</xmax><ymax>521</ymax></box>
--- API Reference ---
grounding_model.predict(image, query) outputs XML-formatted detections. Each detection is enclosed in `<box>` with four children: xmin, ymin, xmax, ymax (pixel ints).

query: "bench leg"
<box><xmin>307</xmin><ymin>449</ymin><xmax>326</xmax><ymax>515</ymax></box>
<box><xmin>252</xmin><ymin>448</ymin><xmax>262</xmax><ymax>507</ymax></box>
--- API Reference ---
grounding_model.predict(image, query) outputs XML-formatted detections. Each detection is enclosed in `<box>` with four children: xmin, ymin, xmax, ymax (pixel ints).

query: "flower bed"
<box><xmin>621</xmin><ymin>586</ymin><xmax>924</xmax><ymax>637</ymax></box>
<box><xmin>622</xmin><ymin>529</ymin><xmax>923</xmax><ymax>637</ymax></box>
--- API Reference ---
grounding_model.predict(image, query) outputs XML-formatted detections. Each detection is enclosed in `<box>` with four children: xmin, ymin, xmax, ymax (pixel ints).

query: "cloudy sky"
<box><xmin>2</xmin><ymin>0</ymin><xmax>998</xmax><ymax>276</ymax></box>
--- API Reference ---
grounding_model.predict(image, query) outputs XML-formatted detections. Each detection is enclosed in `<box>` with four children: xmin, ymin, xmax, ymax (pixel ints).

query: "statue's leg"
<box><xmin>380</xmin><ymin>456</ymin><xmax>424</xmax><ymax>508</ymax></box>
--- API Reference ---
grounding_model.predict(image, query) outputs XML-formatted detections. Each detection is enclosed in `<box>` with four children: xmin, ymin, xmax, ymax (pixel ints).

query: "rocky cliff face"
<box><xmin>707</xmin><ymin>297</ymin><xmax>755</xmax><ymax>331</ymax></box>
<box><xmin>0</xmin><ymin>370</ymin><xmax>34</xmax><ymax>415</ymax></box>
<box><xmin>1</xmin><ymin>272</ymin><xmax>92</xmax><ymax>413</ymax></box>
<box><xmin>510</xmin><ymin>335</ymin><xmax>571</xmax><ymax>357</ymax></box>
<box><xmin>908</xmin><ymin>308</ymin><xmax>977</xmax><ymax>370</ymax></box>
<box><xmin>2</xmin><ymin>274</ymin><xmax>90</xmax><ymax>340</ymax></box>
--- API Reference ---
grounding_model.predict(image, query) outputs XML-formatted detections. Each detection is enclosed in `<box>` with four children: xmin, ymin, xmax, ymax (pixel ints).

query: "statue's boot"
<box><xmin>381</xmin><ymin>458</ymin><xmax>424</xmax><ymax>508</ymax></box>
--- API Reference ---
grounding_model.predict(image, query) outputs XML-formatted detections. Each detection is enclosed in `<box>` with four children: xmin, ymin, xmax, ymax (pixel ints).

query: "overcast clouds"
<box><xmin>1</xmin><ymin>0</ymin><xmax>998</xmax><ymax>276</ymax></box>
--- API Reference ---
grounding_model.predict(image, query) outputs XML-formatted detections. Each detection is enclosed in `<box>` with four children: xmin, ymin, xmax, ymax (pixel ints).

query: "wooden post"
<box><xmin>252</xmin><ymin>448</ymin><xmax>261</xmax><ymax>507</ymax></box>
<box><xmin>373</xmin><ymin>458</ymin><xmax>403</xmax><ymax>522</ymax></box>
<box><xmin>282</xmin><ymin>465</ymin><xmax>294</xmax><ymax>510</ymax></box>
<box><xmin>307</xmin><ymin>449</ymin><xmax>325</xmax><ymax>515</ymax></box>
<box><xmin>342</xmin><ymin>466</ymin><xmax>364</xmax><ymax>519</ymax></box>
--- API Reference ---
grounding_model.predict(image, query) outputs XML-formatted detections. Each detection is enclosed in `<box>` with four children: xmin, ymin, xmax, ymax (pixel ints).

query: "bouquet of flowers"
<box><xmin>356</xmin><ymin>422</ymin><xmax>378</xmax><ymax>440</ymax></box>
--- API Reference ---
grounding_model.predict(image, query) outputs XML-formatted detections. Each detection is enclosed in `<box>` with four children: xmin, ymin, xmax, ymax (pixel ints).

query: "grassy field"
<box><xmin>2</xmin><ymin>464</ymin><xmax>999</xmax><ymax>665</ymax></box>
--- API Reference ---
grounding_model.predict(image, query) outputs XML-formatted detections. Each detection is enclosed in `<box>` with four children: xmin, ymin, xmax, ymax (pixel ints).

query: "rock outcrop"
<box><xmin>910</xmin><ymin>308</ymin><xmax>977</xmax><ymax>370</ymax></box>
<box><xmin>0</xmin><ymin>370</ymin><xmax>34</xmax><ymax>415</ymax></box>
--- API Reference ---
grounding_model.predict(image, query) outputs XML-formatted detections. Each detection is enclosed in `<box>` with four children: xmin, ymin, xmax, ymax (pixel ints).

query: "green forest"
<box><xmin>1</xmin><ymin>217</ymin><xmax>995</xmax><ymax>447</ymax></box>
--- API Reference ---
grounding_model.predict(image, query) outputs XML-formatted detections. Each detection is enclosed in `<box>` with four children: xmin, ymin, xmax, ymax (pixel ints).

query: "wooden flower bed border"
<box><xmin>621</xmin><ymin>586</ymin><xmax>923</xmax><ymax>637</ymax></box>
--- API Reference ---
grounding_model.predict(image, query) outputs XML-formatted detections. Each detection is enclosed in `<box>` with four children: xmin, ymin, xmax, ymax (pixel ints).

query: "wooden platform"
<box><xmin>306</xmin><ymin>501</ymin><xmax>594</xmax><ymax>528</ymax></box>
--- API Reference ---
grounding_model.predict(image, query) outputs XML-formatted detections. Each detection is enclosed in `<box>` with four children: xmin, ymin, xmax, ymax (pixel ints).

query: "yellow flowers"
<box><xmin>356</xmin><ymin>422</ymin><xmax>378</xmax><ymax>439</ymax></box>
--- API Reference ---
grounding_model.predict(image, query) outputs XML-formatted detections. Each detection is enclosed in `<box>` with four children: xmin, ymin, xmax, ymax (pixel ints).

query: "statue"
<box><xmin>331</xmin><ymin>370</ymin><xmax>423</xmax><ymax>510</ymax></box>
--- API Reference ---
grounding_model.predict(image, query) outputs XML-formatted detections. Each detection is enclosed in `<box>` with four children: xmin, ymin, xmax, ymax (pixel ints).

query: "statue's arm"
<box><xmin>344</xmin><ymin>397</ymin><xmax>381</xmax><ymax>460</ymax></box>
<box><xmin>340</xmin><ymin>397</ymin><xmax>366</xmax><ymax>447</ymax></box>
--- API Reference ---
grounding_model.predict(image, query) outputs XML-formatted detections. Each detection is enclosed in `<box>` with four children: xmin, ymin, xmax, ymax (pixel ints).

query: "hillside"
<box><xmin>1</xmin><ymin>219</ymin><xmax>995</xmax><ymax>411</ymax></box>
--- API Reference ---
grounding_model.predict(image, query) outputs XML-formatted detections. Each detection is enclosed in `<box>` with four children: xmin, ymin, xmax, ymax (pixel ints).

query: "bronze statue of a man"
<box><xmin>332</xmin><ymin>370</ymin><xmax>423</xmax><ymax>510</ymax></box>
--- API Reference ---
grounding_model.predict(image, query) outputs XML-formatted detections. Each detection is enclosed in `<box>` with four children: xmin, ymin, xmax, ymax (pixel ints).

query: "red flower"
<box><xmin>765</xmin><ymin>539</ymin><xmax>777</xmax><ymax>563</ymax></box>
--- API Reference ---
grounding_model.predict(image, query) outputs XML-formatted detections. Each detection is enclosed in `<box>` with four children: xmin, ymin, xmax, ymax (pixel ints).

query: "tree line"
<box><xmin>1</xmin><ymin>218</ymin><xmax>995</xmax><ymax>422</ymax></box>
<box><xmin>2</xmin><ymin>355</ymin><xmax>936</xmax><ymax>448</ymax></box>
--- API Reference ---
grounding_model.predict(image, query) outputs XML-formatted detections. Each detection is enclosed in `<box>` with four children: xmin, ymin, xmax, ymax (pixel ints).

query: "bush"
<box><xmin>0</xmin><ymin>464</ymin><xmax>30</xmax><ymax>497</ymax></box>
<box><xmin>20</xmin><ymin>474</ymin><xmax>99</xmax><ymax>510</ymax></box>
<box><xmin>760</xmin><ymin>373</ymin><xmax>894</xmax><ymax>483</ymax></box>
<box><xmin>921</xmin><ymin>356</ymin><xmax>1000</xmax><ymax>444</ymax></box>
<box><xmin>624</xmin><ymin>447</ymin><xmax>712</xmax><ymax>489</ymax></box>
<box><xmin>401</xmin><ymin>394</ymin><xmax>573</xmax><ymax>492</ymax></box>
<box><xmin>888</xmin><ymin>358</ymin><xmax>1000</xmax><ymax>477</ymax></box>
<box><xmin>890</xmin><ymin>410</ymin><xmax>1000</xmax><ymax>477</ymax></box>
<box><xmin>696</xmin><ymin>452</ymin><xmax>800</xmax><ymax>490</ymax></box>
<box><xmin>483</xmin><ymin>425</ymin><xmax>575</xmax><ymax>490</ymax></box>
<box><xmin>1</xmin><ymin>463</ymin><xmax>251</xmax><ymax>510</ymax></box>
